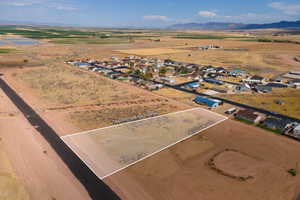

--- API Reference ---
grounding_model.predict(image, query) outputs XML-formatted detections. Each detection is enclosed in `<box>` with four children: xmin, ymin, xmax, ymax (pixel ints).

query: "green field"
<box><xmin>174</xmin><ymin>34</ymin><xmax>247</xmax><ymax>40</ymax></box>
<box><xmin>0</xmin><ymin>48</ymin><xmax>14</xmax><ymax>53</ymax></box>
<box><xmin>240</xmin><ymin>38</ymin><xmax>300</xmax><ymax>44</ymax></box>
<box><xmin>0</xmin><ymin>26</ymin><xmax>161</xmax><ymax>40</ymax></box>
<box><xmin>49</xmin><ymin>38</ymin><xmax>130</xmax><ymax>44</ymax></box>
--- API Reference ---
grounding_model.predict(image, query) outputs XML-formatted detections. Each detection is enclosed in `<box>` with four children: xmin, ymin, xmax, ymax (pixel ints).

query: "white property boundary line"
<box><xmin>99</xmin><ymin>117</ymin><xmax>228</xmax><ymax>179</ymax></box>
<box><xmin>61</xmin><ymin>107</ymin><xmax>226</xmax><ymax>139</ymax></box>
<box><xmin>60</xmin><ymin>107</ymin><xmax>228</xmax><ymax>180</ymax></box>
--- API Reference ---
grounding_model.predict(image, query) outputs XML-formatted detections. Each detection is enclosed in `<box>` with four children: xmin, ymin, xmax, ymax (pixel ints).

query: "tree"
<box><xmin>144</xmin><ymin>70</ymin><xmax>153</xmax><ymax>80</ymax></box>
<box><xmin>159</xmin><ymin>67</ymin><xmax>167</xmax><ymax>76</ymax></box>
<box><xmin>180</xmin><ymin>66</ymin><xmax>188</xmax><ymax>74</ymax></box>
<box><xmin>133</xmin><ymin>69</ymin><xmax>142</xmax><ymax>77</ymax></box>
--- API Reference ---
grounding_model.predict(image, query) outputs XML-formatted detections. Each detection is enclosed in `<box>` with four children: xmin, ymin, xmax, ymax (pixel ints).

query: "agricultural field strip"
<box><xmin>61</xmin><ymin>107</ymin><xmax>228</xmax><ymax>179</ymax></box>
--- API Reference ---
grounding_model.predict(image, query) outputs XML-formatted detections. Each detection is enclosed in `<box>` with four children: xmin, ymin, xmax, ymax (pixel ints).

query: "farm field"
<box><xmin>117</xmin><ymin>48</ymin><xmax>190</xmax><ymax>56</ymax></box>
<box><xmin>62</xmin><ymin>108</ymin><xmax>227</xmax><ymax>179</ymax></box>
<box><xmin>104</xmin><ymin>120</ymin><xmax>300</xmax><ymax>200</ymax></box>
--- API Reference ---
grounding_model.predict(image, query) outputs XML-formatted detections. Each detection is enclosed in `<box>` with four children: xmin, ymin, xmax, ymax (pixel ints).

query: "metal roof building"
<box><xmin>194</xmin><ymin>96</ymin><xmax>222</xmax><ymax>108</ymax></box>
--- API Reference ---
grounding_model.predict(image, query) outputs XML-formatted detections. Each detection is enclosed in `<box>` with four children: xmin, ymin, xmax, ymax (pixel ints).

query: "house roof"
<box><xmin>250</xmin><ymin>75</ymin><xmax>264</xmax><ymax>80</ymax></box>
<box><xmin>263</xmin><ymin>118</ymin><xmax>291</xmax><ymax>130</ymax></box>
<box><xmin>194</xmin><ymin>96</ymin><xmax>221</xmax><ymax>107</ymax></box>
<box><xmin>235</xmin><ymin>109</ymin><xmax>259</xmax><ymax>121</ymax></box>
<box><xmin>266</xmin><ymin>83</ymin><xmax>288</xmax><ymax>88</ymax></box>
<box><xmin>255</xmin><ymin>85</ymin><xmax>272</xmax><ymax>92</ymax></box>
<box><xmin>187</xmin><ymin>82</ymin><xmax>200</xmax><ymax>88</ymax></box>
<box><xmin>288</xmin><ymin>79</ymin><xmax>300</xmax><ymax>84</ymax></box>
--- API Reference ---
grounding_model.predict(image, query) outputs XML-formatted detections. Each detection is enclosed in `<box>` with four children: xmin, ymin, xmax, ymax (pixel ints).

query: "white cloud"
<box><xmin>143</xmin><ymin>15</ymin><xmax>171</xmax><ymax>22</ymax></box>
<box><xmin>269</xmin><ymin>2</ymin><xmax>300</xmax><ymax>15</ymax></box>
<box><xmin>0</xmin><ymin>0</ymin><xmax>77</xmax><ymax>11</ymax></box>
<box><xmin>198</xmin><ymin>11</ymin><xmax>217</xmax><ymax>18</ymax></box>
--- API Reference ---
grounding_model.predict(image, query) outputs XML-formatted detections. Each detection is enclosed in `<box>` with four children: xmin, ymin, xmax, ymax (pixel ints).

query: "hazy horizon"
<box><xmin>0</xmin><ymin>0</ymin><xmax>300</xmax><ymax>28</ymax></box>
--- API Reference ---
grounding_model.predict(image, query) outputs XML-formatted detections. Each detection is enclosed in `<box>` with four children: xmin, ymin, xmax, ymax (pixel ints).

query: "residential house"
<box><xmin>160</xmin><ymin>77</ymin><xmax>175</xmax><ymax>84</ymax></box>
<box><xmin>235</xmin><ymin>83</ymin><xmax>251</xmax><ymax>92</ymax></box>
<box><xmin>212</xmin><ymin>87</ymin><xmax>229</xmax><ymax>93</ymax></box>
<box><xmin>255</xmin><ymin>85</ymin><xmax>272</xmax><ymax>93</ymax></box>
<box><xmin>266</xmin><ymin>83</ymin><xmax>288</xmax><ymax>88</ymax></box>
<box><xmin>186</xmin><ymin>82</ymin><xmax>200</xmax><ymax>89</ymax></box>
<box><xmin>283</xmin><ymin>71</ymin><xmax>300</xmax><ymax>79</ymax></box>
<box><xmin>270</xmin><ymin>76</ymin><xmax>283</xmax><ymax>83</ymax></box>
<box><xmin>204</xmin><ymin>78</ymin><xmax>224</xmax><ymax>85</ymax></box>
<box><xmin>288</xmin><ymin>79</ymin><xmax>300</xmax><ymax>89</ymax></box>
<box><xmin>294</xmin><ymin>125</ymin><xmax>300</xmax><ymax>139</ymax></box>
<box><xmin>229</xmin><ymin>69</ymin><xmax>246</xmax><ymax>77</ymax></box>
<box><xmin>262</xmin><ymin>118</ymin><xmax>291</xmax><ymax>131</ymax></box>
<box><xmin>235</xmin><ymin>109</ymin><xmax>262</xmax><ymax>124</ymax></box>
<box><xmin>215</xmin><ymin>67</ymin><xmax>225</xmax><ymax>73</ymax></box>
<box><xmin>147</xmin><ymin>84</ymin><xmax>164</xmax><ymax>91</ymax></box>
<box><xmin>243</xmin><ymin>75</ymin><xmax>265</xmax><ymax>84</ymax></box>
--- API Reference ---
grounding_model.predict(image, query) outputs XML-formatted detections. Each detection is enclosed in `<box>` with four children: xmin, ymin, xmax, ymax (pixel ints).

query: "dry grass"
<box><xmin>153</xmin><ymin>88</ymin><xmax>195</xmax><ymax>105</ymax></box>
<box><xmin>117</xmin><ymin>48</ymin><xmax>190</xmax><ymax>56</ymax></box>
<box><xmin>69</xmin><ymin>103</ymin><xmax>181</xmax><ymax>130</ymax></box>
<box><xmin>17</xmin><ymin>65</ymin><xmax>147</xmax><ymax>105</ymax></box>
<box><xmin>220</xmin><ymin>88</ymin><xmax>300</xmax><ymax>118</ymax></box>
<box><xmin>0</xmin><ymin>150</ymin><xmax>29</xmax><ymax>200</ymax></box>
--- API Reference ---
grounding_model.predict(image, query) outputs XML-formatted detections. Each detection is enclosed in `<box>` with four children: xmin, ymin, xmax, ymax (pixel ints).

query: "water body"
<box><xmin>0</xmin><ymin>37</ymin><xmax>40</xmax><ymax>45</ymax></box>
<box><xmin>0</xmin><ymin>41</ymin><xmax>8</xmax><ymax>45</ymax></box>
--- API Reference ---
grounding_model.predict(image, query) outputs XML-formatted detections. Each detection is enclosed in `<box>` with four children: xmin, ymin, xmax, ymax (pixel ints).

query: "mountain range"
<box><xmin>168</xmin><ymin>20</ymin><xmax>300</xmax><ymax>30</ymax></box>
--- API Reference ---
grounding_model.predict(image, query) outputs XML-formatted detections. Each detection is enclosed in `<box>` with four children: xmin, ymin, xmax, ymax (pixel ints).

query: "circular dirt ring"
<box><xmin>208</xmin><ymin>149</ymin><xmax>261</xmax><ymax>181</ymax></box>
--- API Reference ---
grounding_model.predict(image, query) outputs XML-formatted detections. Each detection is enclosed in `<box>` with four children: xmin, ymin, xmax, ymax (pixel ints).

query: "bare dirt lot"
<box><xmin>0</xmin><ymin>148</ymin><xmax>29</xmax><ymax>200</ymax></box>
<box><xmin>0</xmin><ymin>87</ymin><xmax>90</xmax><ymax>200</ymax></box>
<box><xmin>104</xmin><ymin>120</ymin><xmax>300</xmax><ymax>200</ymax></box>
<box><xmin>62</xmin><ymin>108</ymin><xmax>226</xmax><ymax>179</ymax></box>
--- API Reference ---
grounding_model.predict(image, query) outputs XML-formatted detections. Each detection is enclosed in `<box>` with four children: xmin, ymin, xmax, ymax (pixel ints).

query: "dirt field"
<box><xmin>117</xmin><ymin>48</ymin><xmax>190</xmax><ymax>56</ymax></box>
<box><xmin>62</xmin><ymin>108</ymin><xmax>226</xmax><ymax>179</ymax></box>
<box><xmin>5</xmin><ymin>62</ymin><xmax>188</xmax><ymax>134</ymax></box>
<box><xmin>0</xmin><ymin>148</ymin><xmax>29</xmax><ymax>200</ymax></box>
<box><xmin>0</xmin><ymin>87</ymin><xmax>91</xmax><ymax>200</ymax></box>
<box><xmin>104</xmin><ymin>119</ymin><xmax>300</xmax><ymax>200</ymax></box>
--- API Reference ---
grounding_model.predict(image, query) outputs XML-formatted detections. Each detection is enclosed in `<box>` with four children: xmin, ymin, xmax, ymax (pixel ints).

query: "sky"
<box><xmin>0</xmin><ymin>0</ymin><xmax>300</xmax><ymax>27</ymax></box>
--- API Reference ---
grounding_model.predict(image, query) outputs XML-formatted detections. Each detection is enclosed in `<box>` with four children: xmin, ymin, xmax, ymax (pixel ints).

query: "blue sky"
<box><xmin>0</xmin><ymin>0</ymin><xmax>300</xmax><ymax>27</ymax></box>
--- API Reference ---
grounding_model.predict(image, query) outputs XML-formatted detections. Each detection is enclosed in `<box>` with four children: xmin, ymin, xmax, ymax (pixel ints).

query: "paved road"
<box><xmin>0</xmin><ymin>78</ymin><xmax>121</xmax><ymax>200</ymax></box>
<box><xmin>164</xmin><ymin>83</ymin><xmax>300</xmax><ymax>123</ymax></box>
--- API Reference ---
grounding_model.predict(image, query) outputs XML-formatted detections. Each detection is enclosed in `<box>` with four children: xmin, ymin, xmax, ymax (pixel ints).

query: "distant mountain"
<box><xmin>242</xmin><ymin>20</ymin><xmax>300</xmax><ymax>29</ymax></box>
<box><xmin>168</xmin><ymin>22</ymin><xmax>244</xmax><ymax>30</ymax></box>
<box><xmin>168</xmin><ymin>20</ymin><xmax>300</xmax><ymax>30</ymax></box>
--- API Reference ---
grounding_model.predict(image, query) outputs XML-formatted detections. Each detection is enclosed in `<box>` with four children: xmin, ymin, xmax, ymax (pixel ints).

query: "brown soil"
<box><xmin>104</xmin><ymin>120</ymin><xmax>300</xmax><ymax>200</ymax></box>
<box><xmin>0</xmin><ymin>87</ymin><xmax>91</xmax><ymax>200</ymax></box>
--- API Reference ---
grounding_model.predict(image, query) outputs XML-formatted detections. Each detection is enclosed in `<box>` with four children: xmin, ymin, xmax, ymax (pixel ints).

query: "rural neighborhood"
<box><xmin>1</xmin><ymin>1</ymin><xmax>300</xmax><ymax>199</ymax></box>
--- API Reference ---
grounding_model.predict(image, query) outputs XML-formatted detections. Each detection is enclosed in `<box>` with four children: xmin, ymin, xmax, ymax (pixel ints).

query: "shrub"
<box><xmin>288</xmin><ymin>169</ymin><xmax>297</xmax><ymax>176</ymax></box>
